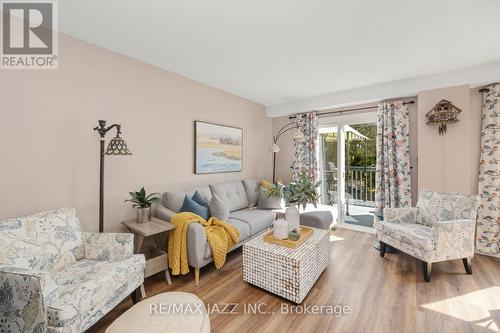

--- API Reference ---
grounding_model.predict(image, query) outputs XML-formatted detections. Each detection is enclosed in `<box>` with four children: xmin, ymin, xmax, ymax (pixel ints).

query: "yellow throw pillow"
<box><xmin>260</xmin><ymin>179</ymin><xmax>273</xmax><ymax>189</ymax></box>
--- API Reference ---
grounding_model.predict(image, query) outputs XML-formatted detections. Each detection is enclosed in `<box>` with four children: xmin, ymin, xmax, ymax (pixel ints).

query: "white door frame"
<box><xmin>319</xmin><ymin>112</ymin><xmax>377</xmax><ymax>233</ymax></box>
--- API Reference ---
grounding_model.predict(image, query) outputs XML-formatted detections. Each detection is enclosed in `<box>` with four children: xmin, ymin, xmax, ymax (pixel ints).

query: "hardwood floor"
<box><xmin>87</xmin><ymin>229</ymin><xmax>500</xmax><ymax>333</ymax></box>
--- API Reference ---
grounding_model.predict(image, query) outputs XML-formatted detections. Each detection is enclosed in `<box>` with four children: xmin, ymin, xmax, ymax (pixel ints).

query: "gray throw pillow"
<box><xmin>209</xmin><ymin>194</ymin><xmax>229</xmax><ymax>221</ymax></box>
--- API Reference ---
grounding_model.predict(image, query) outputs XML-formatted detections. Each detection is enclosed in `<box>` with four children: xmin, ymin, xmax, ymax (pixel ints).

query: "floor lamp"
<box><xmin>94</xmin><ymin>120</ymin><xmax>132</xmax><ymax>232</ymax></box>
<box><xmin>269</xmin><ymin>122</ymin><xmax>304</xmax><ymax>184</ymax></box>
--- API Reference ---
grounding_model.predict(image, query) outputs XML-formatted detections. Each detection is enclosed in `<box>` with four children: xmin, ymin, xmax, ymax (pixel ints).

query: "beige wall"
<box><xmin>0</xmin><ymin>34</ymin><xmax>272</xmax><ymax>232</ymax></box>
<box><xmin>417</xmin><ymin>85</ymin><xmax>481</xmax><ymax>195</ymax></box>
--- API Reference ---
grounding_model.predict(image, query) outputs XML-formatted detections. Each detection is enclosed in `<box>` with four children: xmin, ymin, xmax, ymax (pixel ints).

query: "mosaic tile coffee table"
<box><xmin>243</xmin><ymin>227</ymin><xmax>330</xmax><ymax>303</ymax></box>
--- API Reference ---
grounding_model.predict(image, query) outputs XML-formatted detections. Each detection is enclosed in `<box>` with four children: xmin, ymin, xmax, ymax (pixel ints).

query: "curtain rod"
<box><xmin>288</xmin><ymin>100</ymin><xmax>415</xmax><ymax>119</ymax></box>
<box><xmin>478</xmin><ymin>82</ymin><xmax>500</xmax><ymax>93</ymax></box>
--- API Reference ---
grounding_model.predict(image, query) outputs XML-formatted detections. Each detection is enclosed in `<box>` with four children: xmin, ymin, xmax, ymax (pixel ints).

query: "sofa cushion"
<box><xmin>227</xmin><ymin>218</ymin><xmax>251</xmax><ymax>242</ymax></box>
<box><xmin>417</xmin><ymin>189</ymin><xmax>478</xmax><ymax>227</ymax></box>
<box><xmin>0</xmin><ymin>208</ymin><xmax>84</xmax><ymax>272</ymax></box>
<box><xmin>210</xmin><ymin>181</ymin><xmax>249</xmax><ymax>212</ymax></box>
<box><xmin>163</xmin><ymin>186</ymin><xmax>212</xmax><ymax>213</ymax></box>
<box><xmin>47</xmin><ymin>256</ymin><xmax>145</xmax><ymax>328</ymax></box>
<box><xmin>192</xmin><ymin>191</ymin><xmax>209</xmax><ymax>207</ymax></box>
<box><xmin>376</xmin><ymin>221</ymin><xmax>434</xmax><ymax>251</ymax></box>
<box><xmin>203</xmin><ymin>218</ymin><xmax>251</xmax><ymax>259</ymax></box>
<box><xmin>229</xmin><ymin>208</ymin><xmax>275</xmax><ymax>236</ymax></box>
<box><xmin>208</xmin><ymin>194</ymin><xmax>229</xmax><ymax>221</ymax></box>
<box><xmin>180</xmin><ymin>195</ymin><xmax>210</xmax><ymax>220</ymax></box>
<box><xmin>242</xmin><ymin>179</ymin><xmax>260</xmax><ymax>207</ymax></box>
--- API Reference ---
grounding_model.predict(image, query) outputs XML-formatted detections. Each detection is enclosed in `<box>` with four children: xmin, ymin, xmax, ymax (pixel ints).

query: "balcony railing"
<box><xmin>346</xmin><ymin>166</ymin><xmax>376</xmax><ymax>204</ymax></box>
<box><xmin>323</xmin><ymin>166</ymin><xmax>376</xmax><ymax>207</ymax></box>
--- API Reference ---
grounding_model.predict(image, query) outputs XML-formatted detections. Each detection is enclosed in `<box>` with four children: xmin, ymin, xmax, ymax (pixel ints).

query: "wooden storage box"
<box><xmin>141</xmin><ymin>245</ymin><xmax>168</xmax><ymax>278</ymax></box>
<box><xmin>243</xmin><ymin>228</ymin><xmax>330</xmax><ymax>303</ymax></box>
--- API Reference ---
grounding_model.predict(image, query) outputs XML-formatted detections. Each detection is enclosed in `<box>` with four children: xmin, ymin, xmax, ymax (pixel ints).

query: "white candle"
<box><xmin>273</xmin><ymin>218</ymin><xmax>289</xmax><ymax>240</ymax></box>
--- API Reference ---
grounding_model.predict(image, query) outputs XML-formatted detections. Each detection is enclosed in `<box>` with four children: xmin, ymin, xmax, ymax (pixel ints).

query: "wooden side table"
<box><xmin>122</xmin><ymin>217</ymin><xmax>176</xmax><ymax>298</ymax></box>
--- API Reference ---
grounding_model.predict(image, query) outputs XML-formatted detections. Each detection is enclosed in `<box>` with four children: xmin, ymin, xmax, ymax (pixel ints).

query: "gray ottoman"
<box><xmin>300</xmin><ymin>211</ymin><xmax>333</xmax><ymax>230</ymax></box>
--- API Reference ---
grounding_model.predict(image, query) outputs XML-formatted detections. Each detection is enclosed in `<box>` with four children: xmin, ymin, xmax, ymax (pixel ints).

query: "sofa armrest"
<box><xmin>82</xmin><ymin>232</ymin><xmax>134</xmax><ymax>261</ymax></box>
<box><xmin>155</xmin><ymin>205</ymin><xmax>177</xmax><ymax>222</ymax></box>
<box><xmin>433</xmin><ymin>219</ymin><xmax>476</xmax><ymax>256</ymax></box>
<box><xmin>383</xmin><ymin>207</ymin><xmax>418</xmax><ymax>224</ymax></box>
<box><xmin>187</xmin><ymin>223</ymin><xmax>208</xmax><ymax>268</ymax></box>
<box><xmin>0</xmin><ymin>267</ymin><xmax>48</xmax><ymax>332</ymax></box>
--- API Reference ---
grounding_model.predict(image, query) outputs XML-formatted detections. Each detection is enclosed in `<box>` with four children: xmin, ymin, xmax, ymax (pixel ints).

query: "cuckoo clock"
<box><xmin>426</xmin><ymin>99</ymin><xmax>462</xmax><ymax>135</ymax></box>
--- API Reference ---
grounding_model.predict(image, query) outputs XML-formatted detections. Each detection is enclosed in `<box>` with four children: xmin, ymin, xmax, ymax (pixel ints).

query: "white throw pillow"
<box><xmin>209</xmin><ymin>194</ymin><xmax>229</xmax><ymax>221</ymax></box>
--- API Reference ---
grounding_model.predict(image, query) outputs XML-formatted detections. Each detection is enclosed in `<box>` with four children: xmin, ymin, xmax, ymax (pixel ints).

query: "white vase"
<box><xmin>285</xmin><ymin>204</ymin><xmax>300</xmax><ymax>232</ymax></box>
<box><xmin>273</xmin><ymin>218</ymin><xmax>289</xmax><ymax>240</ymax></box>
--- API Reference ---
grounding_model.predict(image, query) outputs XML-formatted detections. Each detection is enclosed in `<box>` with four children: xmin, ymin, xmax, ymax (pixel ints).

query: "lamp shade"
<box><xmin>269</xmin><ymin>143</ymin><xmax>280</xmax><ymax>153</ymax></box>
<box><xmin>104</xmin><ymin>134</ymin><xmax>132</xmax><ymax>155</ymax></box>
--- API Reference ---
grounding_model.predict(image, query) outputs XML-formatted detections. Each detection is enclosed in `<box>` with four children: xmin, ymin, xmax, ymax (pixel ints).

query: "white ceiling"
<box><xmin>58</xmin><ymin>0</ymin><xmax>500</xmax><ymax>115</ymax></box>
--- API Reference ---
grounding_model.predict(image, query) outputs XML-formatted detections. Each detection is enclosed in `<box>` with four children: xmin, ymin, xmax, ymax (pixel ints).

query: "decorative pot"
<box><xmin>273</xmin><ymin>218</ymin><xmax>289</xmax><ymax>240</ymax></box>
<box><xmin>285</xmin><ymin>204</ymin><xmax>300</xmax><ymax>232</ymax></box>
<box><xmin>137</xmin><ymin>207</ymin><xmax>152</xmax><ymax>223</ymax></box>
<box><xmin>288</xmin><ymin>229</ymin><xmax>300</xmax><ymax>241</ymax></box>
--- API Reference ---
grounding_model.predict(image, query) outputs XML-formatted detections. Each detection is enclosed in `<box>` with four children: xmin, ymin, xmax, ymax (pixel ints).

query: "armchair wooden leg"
<box><xmin>131</xmin><ymin>286</ymin><xmax>142</xmax><ymax>304</ymax></box>
<box><xmin>423</xmin><ymin>261</ymin><xmax>432</xmax><ymax>282</ymax></box>
<box><xmin>195</xmin><ymin>267</ymin><xmax>200</xmax><ymax>286</ymax></box>
<box><xmin>379</xmin><ymin>241</ymin><xmax>387</xmax><ymax>257</ymax></box>
<box><xmin>462</xmin><ymin>258</ymin><xmax>472</xmax><ymax>275</ymax></box>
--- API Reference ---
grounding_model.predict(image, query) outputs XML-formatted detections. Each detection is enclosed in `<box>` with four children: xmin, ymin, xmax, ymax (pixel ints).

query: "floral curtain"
<box><xmin>375</xmin><ymin>101</ymin><xmax>412</xmax><ymax>212</ymax></box>
<box><xmin>476</xmin><ymin>84</ymin><xmax>500</xmax><ymax>257</ymax></box>
<box><xmin>292</xmin><ymin>112</ymin><xmax>319</xmax><ymax>181</ymax></box>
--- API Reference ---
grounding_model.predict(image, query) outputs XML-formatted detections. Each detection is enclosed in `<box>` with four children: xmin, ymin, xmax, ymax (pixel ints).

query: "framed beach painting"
<box><xmin>194</xmin><ymin>121</ymin><xmax>243</xmax><ymax>174</ymax></box>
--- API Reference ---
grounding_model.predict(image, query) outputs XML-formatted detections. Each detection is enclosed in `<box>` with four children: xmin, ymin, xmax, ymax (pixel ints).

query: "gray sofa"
<box><xmin>155</xmin><ymin>179</ymin><xmax>275</xmax><ymax>285</ymax></box>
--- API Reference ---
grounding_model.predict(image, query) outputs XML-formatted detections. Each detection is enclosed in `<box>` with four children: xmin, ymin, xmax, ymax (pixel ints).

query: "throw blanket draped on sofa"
<box><xmin>168</xmin><ymin>212</ymin><xmax>240</xmax><ymax>275</ymax></box>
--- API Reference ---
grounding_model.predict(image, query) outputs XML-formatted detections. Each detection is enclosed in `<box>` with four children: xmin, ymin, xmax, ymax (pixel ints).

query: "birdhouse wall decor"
<box><xmin>425</xmin><ymin>99</ymin><xmax>462</xmax><ymax>135</ymax></box>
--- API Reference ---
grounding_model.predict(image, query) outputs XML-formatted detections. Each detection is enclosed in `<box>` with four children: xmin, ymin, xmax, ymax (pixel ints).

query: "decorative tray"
<box><xmin>263</xmin><ymin>226</ymin><xmax>314</xmax><ymax>249</ymax></box>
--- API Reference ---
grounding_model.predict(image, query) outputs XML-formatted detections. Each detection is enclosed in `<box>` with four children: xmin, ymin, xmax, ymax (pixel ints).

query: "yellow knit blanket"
<box><xmin>168</xmin><ymin>212</ymin><xmax>240</xmax><ymax>275</ymax></box>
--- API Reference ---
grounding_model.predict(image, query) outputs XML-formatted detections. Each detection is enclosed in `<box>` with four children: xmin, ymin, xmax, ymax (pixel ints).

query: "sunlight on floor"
<box><xmin>330</xmin><ymin>234</ymin><xmax>344</xmax><ymax>242</ymax></box>
<box><xmin>421</xmin><ymin>286</ymin><xmax>500</xmax><ymax>331</ymax></box>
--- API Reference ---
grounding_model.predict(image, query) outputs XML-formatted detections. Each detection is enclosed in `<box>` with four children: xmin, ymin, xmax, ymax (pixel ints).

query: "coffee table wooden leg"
<box><xmin>140</xmin><ymin>284</ymin><xmax>146</xmax><ymax>298</ymax></box>
<box><xmin>154</xmin><ymin>234</ymin><xmax>160</xmax><ymax>248</ymax></box>
<box><xmin>164</xmin><ymin>232</ymin><xmax>172</xmax><ymax>285</ymax></box>
<box><xmin>135</xmin><ymin>234</ymin><xmax>144</xmax><ymax>253</ymax></box>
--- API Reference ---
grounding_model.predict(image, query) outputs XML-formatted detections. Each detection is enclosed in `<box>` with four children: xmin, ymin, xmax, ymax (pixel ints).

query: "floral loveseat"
<box><xmin>375</xmin><ymin>189</ymin><xmax>478</xmax><ymax>282</ymax></box>
<box><xmin>0</xmin><ymin>208</ymin><xmax>145</xmax><ymax>333</ymax></box>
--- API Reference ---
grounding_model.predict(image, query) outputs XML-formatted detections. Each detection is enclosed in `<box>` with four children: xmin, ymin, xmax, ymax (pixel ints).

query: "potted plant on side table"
<box><xmin>284</xmin><ymin>170</ymin><xmax>321</xmax><ymax>235</ymax></box>
<box><xmin>125</xmin><ymin>187</ymin><xmax>161</xmax><ymax>223</ymax></box>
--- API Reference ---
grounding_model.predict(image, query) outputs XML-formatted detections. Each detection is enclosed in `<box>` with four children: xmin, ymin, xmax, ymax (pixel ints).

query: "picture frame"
<box><xmin>194</xmin><ymin>120</ymin><xmax>243</xmax><ymax>174</ymax></box>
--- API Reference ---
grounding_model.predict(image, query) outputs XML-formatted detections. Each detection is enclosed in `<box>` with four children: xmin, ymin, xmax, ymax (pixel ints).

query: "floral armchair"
<box><xmin>0</xmin><ymin>208</ymin><xmax>145</xmax><ymax>333</ymax></box>
<box><xmin>375</xmin><ymin>189</ymin><xmax>478</xmax><ymax>282</ymax></box>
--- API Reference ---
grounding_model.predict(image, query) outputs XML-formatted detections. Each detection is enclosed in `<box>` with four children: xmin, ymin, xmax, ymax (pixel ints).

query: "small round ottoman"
<box><xmin>105</xmin><ymin>292</ymin><xmax>210</xmax><ymax>333</ymax></box>
<box><xmin>300</xmin><ymin>210</ymin><xmax>333</xmax><ymax>230</ymax></box>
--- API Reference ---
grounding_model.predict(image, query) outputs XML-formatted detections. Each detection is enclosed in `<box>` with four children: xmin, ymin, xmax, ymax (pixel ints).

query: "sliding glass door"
<box><xmin>342</xmin><ymin>121</ymin><xmax>377</xmax><ymax>228</ymax></box>
<box><xmin>318</xmin><ymin>113</ymin><xmax>377</xmax><ymax>231</ymax></box>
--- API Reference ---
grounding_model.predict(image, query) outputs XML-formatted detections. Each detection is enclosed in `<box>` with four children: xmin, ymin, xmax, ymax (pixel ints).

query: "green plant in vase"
<box><xmin>283</xmin><ymin>170</ymin><xmax>321</xmax><ymax>233</ymax></box>
<box><xmin>125</xmin><ymin>187</ymin><xmax>161</xmax><ymax>223</ymax></box>
<box><xmin>262</xmin><ymin>182</ymin><xmax>285</xmax><ymax>199</ymax></box>
<box><xmin>284</xmin><ymin>171</ymin><xmax>321</xmax><ymax>210</ymax></box>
